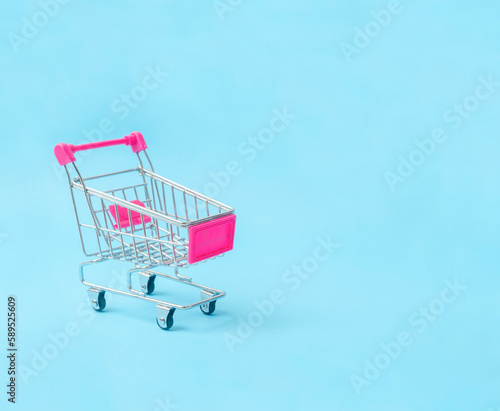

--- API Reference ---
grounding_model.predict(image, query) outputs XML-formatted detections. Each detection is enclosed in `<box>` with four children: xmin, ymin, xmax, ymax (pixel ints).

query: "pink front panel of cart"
<box><xmin>188</xmin><ymin>214</ymin><xmax>236</xmax><ymax>264</ymax></box>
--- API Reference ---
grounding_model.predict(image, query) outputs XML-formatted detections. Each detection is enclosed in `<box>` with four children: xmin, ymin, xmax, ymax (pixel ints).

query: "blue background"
<box><xmin>1</xmin><ymin>1</ymin><xmax>500</xmax><ymax>410</ymax></box>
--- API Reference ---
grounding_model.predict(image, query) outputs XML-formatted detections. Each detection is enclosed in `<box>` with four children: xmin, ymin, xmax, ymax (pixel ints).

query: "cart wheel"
<box><xmin>145</xmin><ymin>275</ymin><xmax>156</xmax><ymax>295</ymax></box>
<box><xmin>200</xmin><ymin>301</ymin><xmax>216</xmax><ymax>315</ymax></box>
<box><xmin>156</xmin><ymin>308</ymin><xmax>175</xmax><ymax>330</ymax></box>
<box><xmin>92</xmin><ymin>291</ymin><xmax>106</xmax><ymax>312</ymax></box>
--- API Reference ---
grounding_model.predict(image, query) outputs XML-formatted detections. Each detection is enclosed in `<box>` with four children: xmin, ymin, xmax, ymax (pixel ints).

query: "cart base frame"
<box><xmin>80</xmin><ymin>258</ymin><xmax>226</xmax><ymax>330</ymax></box>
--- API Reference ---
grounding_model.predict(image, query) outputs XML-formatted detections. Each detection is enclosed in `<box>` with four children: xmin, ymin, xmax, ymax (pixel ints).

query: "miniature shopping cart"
<box><xmin>54</xmin><ymin>132</ymin><xmax>236</xmax><ymax>330</ymax></box>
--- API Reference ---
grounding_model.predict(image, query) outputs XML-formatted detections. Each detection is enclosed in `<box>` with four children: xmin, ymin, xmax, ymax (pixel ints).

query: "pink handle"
<box><xmin>54</xmin><ymin>131</ymin><xmax>147</xmax><ymax>166</ymax></box>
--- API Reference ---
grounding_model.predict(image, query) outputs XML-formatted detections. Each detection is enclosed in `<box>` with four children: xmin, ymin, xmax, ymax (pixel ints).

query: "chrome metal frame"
<box><xmin>79</xmin><ymin>258</ymin><xmax>225</xmax><ymax>309</ymax></box>
<box><xmin>64</xmin><ymin>149</ymin><xmax>234</xmax><ymax>329</ymax></box>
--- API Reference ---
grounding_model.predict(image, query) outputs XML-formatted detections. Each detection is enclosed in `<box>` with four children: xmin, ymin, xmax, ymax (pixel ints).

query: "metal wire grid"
<box><xmin>69</xmin><ymin>165</ymin><xmax>233</xmax><ymax>268</ymax></box>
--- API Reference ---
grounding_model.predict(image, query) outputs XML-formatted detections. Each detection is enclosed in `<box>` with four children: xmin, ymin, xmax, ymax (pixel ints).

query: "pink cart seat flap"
<box><xmin>108</xmin><ymin>200</ymin><xmax>152</xmax><ymax>229</ymax></box>
<box><xmin>188</xmin><ymin>214</ymin><xmax>236</xmax><ymax>264</ymax></box>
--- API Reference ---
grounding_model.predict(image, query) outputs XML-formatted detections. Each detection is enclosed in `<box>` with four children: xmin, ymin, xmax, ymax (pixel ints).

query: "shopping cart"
<box><xmin>54</xmin><ymin>132</ymin><xmax>236</xmax><ymax>330</ymax></box>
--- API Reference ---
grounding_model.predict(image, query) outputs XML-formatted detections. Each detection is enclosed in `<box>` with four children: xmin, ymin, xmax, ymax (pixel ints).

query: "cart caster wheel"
<box><xmin>88</xmin><ymin>289</ymin><xmax>106</xmax><ymax>312</ymax></box>
<box><xmin>156</xmin><ymin>306</ymin><xmax>175</xmax><ymax>330</ymax></box>
<box><xmin>140</xmin><ymin>273</ymin><xmax>156</xmax><ymax>295</ymax></box>
<box><xmin>145</xmin><ymin>275</ymin><xmax>156</xmax><ymax>295</ymax></box>
<box><xmin>200</xmin><ymin>301</ymin><xmax>216</xmax><ymax>315</ymax></box>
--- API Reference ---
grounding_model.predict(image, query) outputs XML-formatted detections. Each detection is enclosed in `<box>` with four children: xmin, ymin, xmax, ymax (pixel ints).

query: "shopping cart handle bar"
<box><xmin>54</xmin><ymin>132</ymin><xmax>147</xmax><ymax>166</ymax></box>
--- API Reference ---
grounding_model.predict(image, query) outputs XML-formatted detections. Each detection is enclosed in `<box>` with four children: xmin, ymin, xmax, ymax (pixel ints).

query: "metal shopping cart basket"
<box><xmin>54</xmin><ymin>132</ymin><xmax>236</xmax><ymax>330</ymax></box>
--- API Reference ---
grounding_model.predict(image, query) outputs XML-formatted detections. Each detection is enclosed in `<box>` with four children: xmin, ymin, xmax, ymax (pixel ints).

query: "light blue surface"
<box><xmin>1</xmin><ymin>1</ymin><xmax>500</xmax><ymax>410</ymax></box>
